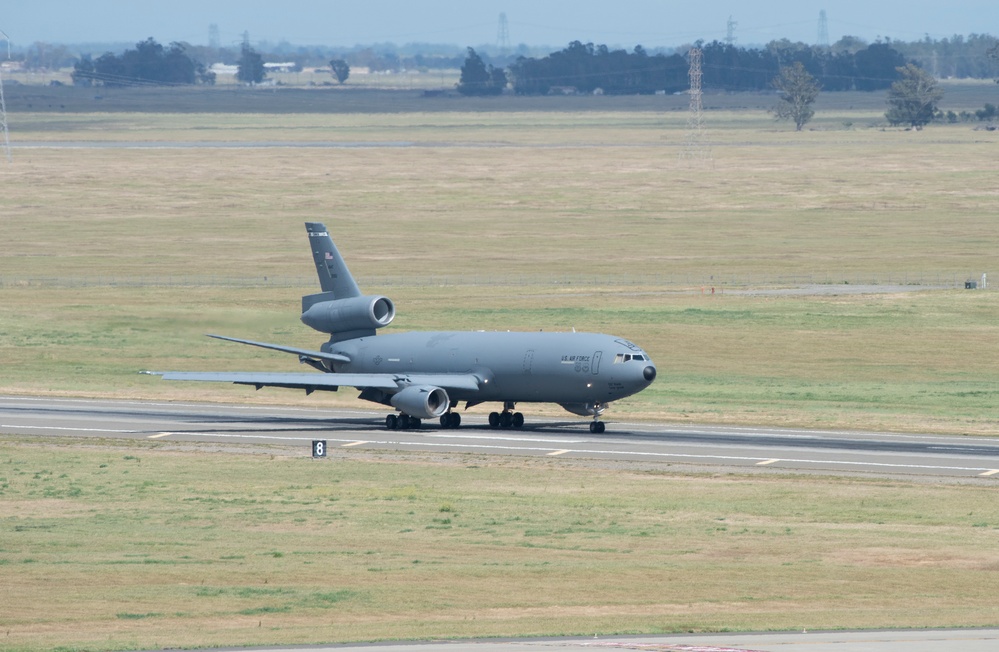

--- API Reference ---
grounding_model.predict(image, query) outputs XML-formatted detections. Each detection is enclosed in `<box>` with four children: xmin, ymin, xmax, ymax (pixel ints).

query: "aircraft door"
<box><xmin>523</xmin><ymin>349</ymin><xmax>534</xmax><ymax>375</ymax></box>
<box><xmin>592</xmin><ymin>351</ymin><xmax>602</xmax><ymax>375</ymax></box>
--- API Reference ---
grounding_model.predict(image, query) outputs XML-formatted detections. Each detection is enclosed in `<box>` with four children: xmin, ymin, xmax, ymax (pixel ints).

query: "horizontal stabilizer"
<box><xmin>207</xmin><ymin>334</ymin><xmax>351</xmax><ymax>364</ymax></box>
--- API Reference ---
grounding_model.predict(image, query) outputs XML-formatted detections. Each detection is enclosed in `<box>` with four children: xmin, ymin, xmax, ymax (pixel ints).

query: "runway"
<box><xmin>3</xmin><ymin>395</ymin><xmax>998</xmax><ymax>481</ymax></box>
<box><xmin>219</xmin><ymin>629</ymin><xmax>999</xmax><ymax>652</ymax></box>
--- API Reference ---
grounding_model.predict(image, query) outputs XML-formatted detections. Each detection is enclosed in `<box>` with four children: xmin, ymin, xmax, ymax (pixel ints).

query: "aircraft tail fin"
<box><xmin>305</xmin><ymin>222</ymin><xmax>362</xmax><ymax>298</ymax></box>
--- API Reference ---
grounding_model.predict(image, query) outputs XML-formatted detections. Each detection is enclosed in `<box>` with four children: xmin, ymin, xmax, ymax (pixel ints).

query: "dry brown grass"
<box><xmin>3</xmin><ymin>437</ymin><xmax>999</xmax><ymax>651</ymax></box>
<box><xmin>1</xmin><ymin>111</ymin><xmax>998</xmax><ymax>433</ymax></box>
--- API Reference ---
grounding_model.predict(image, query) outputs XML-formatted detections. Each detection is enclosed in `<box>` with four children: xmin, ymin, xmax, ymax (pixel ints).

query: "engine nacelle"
<box><xmin>390</xmin><ymin>385</ymin><xmax>450</xmax><ymax>419</ymax></box>
<box><xmin>300</xmin><ymin>294</ymin><xmax>395</xmax><ymax>335</ymax></box>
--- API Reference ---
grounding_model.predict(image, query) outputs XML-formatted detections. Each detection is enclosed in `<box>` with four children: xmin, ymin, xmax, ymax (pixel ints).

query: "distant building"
<box><xmin>263</xmin><ymin>62</ymin><xmax>298</xmax><ymax>73</ymax></box>
<box><xmin>209</xmin><ymin>64</ymin><xmax>239</xmax><ymax>75</ymax></box>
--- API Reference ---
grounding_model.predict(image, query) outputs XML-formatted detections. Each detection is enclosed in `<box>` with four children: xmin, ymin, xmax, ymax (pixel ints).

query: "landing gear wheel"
<box><xmin>512</xmin><ymin>412</ymin><xmax>524</xmax><ymax>429</ymax></box>
<box><xmin>386</xmin><ymin>414</ymin><xmax>398</xmax><ymax>430</ymax></box>
<box><xmin>499</xmin><ymin>411</ymin><xmax>513</xmax><ymax>429</ymax></box>
<box><xmin>589</xmin><ymin>421</ymin><xmax>606</xmax><ymax>434</ymax></box>
<box><xmin>488</xmin><ymin>412</ymin><xmax>500</xmax><ymax>428</ymax></box>
<box><xmin>440</xmin><ymin>412</ymin><xmax>461</xmax><ymax>429</ymax></box>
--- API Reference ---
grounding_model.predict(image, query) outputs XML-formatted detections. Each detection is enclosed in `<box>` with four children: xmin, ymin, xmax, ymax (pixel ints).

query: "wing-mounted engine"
<box><xmin>390</xmin><ymin>385</ymin><xmax>450</xmax><ymax>419</ymax></box>
<box><xmin>301</xmin><ymin>292</ymin><xmax>395</xmax><ymax>339</ymax></box>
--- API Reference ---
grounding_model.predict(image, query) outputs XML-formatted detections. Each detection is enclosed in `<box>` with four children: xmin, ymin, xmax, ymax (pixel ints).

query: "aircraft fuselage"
<box><xmin>330</xmin><ymin>330</ymin><xmax>656</xmax><ymax>407</ymax></box>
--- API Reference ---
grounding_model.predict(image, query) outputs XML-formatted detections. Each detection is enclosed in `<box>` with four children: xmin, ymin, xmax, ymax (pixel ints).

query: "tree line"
<box><xmin>71</xmin><ymin>38</ymin><xmax>215</xmax><ymax>87</ymax></box>
<box><xmin>490</xmin><ymin>39</ymin><xmax>920</xmax><ymax>96</ymax></box>
<box><xmin>56</xmin><ymin>33</ymin><xmax>998</xmax><ymax>95</ymax></box>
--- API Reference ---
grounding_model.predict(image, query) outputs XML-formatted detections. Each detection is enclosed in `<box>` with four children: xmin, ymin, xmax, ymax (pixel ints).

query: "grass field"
<box><xmin>2</xmin><ymin>101</ymin><xmax>997</xmax><ymax>433</ymax></box>
<box><xmin>1</xmin><ymin>89</ymin><xmax>999</xmax><ymax>650</ymax></box>
<box><xmin>3</xmin><ymin>435</ymin><xmax>999</xmax><ymax>651</ymax></box>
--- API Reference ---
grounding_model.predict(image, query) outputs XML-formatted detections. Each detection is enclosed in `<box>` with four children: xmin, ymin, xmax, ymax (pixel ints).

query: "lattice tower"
<box><xmin>497</xmin><ymin>13</ymin><xmax>510</xmax><ymax>56</ymax></box>
<box><xmin>0</xmin><ymin>30</ymin><xmax>11</xmax><ymax>163</ymax></box>
<box><xmin>817</xmin><ymin>10</ymin><xmax>830</xmax><ymax>47</ymax></box>
<box><xmin>725</xmin><ymin>16</ymin><xmax>738</xmax><ymax>45</ymax></box>
<box><xmin>680</xmin><ymin>47</ymin><xmax>709</xmax><ymax>162</ymax></box>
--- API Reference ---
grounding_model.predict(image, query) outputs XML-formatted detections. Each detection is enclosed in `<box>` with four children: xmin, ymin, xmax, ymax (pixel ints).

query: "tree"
<box><xmin>854</xmin><ymin>42</ymin><xmax>905</xmax><ymax>91</ymax></box>
<box><xmin>885</xmin><ymin>63</ymin><xmax>943</xmax><ymax>129</ymax></box>
<box><xmin>770</xmin><ymin>62</ymin><xmax>820</xmax><ymax>130</ymax></box>
<box><xmin>508</xmin><ymin>41</ymin><xmax>686</xmax><ymax>95</ymax></box>
<box><xmin>237</xmin><ymin>44</ymin><xmax>265</xmax><ymax>85</ymax></box>
<box><xmin>24</xmin><ymin>42</ymin><xmax>74</xmax><ymax>70</ymax></box>
<box><xmin>329</xmin><ymin>58</ymin><xmax>350</xmax><ymax>84</ymax></box>
<box><xmin>70</xmin><ymin>38</ymin><xmax>208</xmax><ymax>87</ymax></box>
<box><xmin>70</xmin><ymin>54</ymin><xmax>96</xmax><ymax>86</ymax></box>
<box><xmin>989</xmin><ymin>43</ymin><xmax>999</xmax><ymax>84</ymax></box>
<box><xmin>457</xmin><ymin>48</ymin><xmax>506</xmax><ymax>96</ymax></box>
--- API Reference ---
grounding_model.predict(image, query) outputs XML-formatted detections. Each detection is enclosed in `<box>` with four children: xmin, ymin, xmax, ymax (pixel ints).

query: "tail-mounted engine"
<box><xmin>301</xmin><ymin>292</ymin><xmax>395</xmax><ymax>336</ymax></box>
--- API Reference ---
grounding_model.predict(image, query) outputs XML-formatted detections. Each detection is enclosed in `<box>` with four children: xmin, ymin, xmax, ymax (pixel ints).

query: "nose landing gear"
<box><xmin>589</xmin><ymin>420</ymin><xmax>606</xmax><ymax>434</ymax></box>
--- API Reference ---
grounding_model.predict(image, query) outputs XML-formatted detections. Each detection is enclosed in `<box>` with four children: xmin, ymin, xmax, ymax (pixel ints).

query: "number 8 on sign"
<box><xmin>312</xmin><ymin>440</ymin><xmax>327</xmax><ymax>458</ymax></box>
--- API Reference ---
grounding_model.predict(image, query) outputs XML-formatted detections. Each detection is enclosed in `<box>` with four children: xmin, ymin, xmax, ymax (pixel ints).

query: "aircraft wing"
<box><xmin>145</xmin><ymin>371</ymin><xmax>484</xmax><ymax>393</ymax></box>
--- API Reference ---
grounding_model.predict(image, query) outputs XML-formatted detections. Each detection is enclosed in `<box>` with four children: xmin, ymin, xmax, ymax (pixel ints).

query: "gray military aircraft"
<box><xmin>148</xmin><ymin>222</ymin><xmax>656</xmax><ymax>433</ymax></box>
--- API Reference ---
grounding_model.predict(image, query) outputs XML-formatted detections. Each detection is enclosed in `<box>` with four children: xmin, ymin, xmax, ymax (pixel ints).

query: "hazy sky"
<box><xmin>3</xmin><ymin>1</ymin><xmax>997</xmax><ymax>50</ymax></box>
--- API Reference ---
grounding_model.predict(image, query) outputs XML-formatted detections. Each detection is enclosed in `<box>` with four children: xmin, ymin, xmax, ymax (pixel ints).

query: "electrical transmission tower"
<box><xmin>497</xmin><ymin>13</ymin><xmax>510</xmax><ymax>56</ymax></box>
<box><xmin>679</xmin><ymin>47</ymin><xmax>710</xmax><ymax>163</ymax></box>
<box><xmin>817</xmin><ymin>10</ymin><xmax>830</xmax><ymax>47</ymax></box>
<box><xmin>0</xmin><ymin>29</ymin><xmax>11</xmax><ymax>163</ymax></box>
<box><xmin>725</xmin><ymin>16</ymin><xmax>738</xmax><ymax>45</ymax></box>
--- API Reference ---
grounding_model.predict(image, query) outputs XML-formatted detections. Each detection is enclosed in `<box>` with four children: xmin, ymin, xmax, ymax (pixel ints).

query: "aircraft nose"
<box><xmin>643</xmin><ymin>365</ymin><xmax>657</xmax><ymax>382</ymax></box>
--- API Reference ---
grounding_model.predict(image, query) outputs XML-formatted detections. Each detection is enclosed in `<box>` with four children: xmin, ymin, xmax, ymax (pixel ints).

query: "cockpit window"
<box><xmin>615</xmin><ymin>353</ymin><xmax>647</xmax><ymax>363</ymax></box>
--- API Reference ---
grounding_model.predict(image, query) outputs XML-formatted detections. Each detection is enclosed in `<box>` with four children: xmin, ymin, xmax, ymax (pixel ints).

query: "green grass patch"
<box><xmin>0</xmin><ymin>284</ymin><xmax>996</xmax><ymax>434</ymax></box>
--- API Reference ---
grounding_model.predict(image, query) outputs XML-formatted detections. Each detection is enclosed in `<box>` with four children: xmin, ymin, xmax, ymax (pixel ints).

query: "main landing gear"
<box><xmin>439</xmin><ymin>411</ymin><xmax>461</xmax><ymax>429</ymax></box>
<box><xmin>385</xmin><ymin>413</ymin><xmax>421</xmax><ymax>430</ymax></box>
<box><xmin>488</xmin><ymin>402</ymin><xmax>524</xmax><ymax>429</ymax></box>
